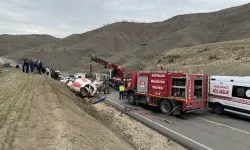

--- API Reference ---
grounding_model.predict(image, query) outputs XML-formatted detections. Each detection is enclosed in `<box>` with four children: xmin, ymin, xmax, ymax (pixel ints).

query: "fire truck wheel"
<box><xmin>128</xmin><ymin>93</ymin><xmax>136</xmax><ymax>105</ymax></box>
<box><xmin>159</xmin><ymin>100</ymin><xmax>173</xmax><ymax>115</ymax></box>
<box><xmin>213</xmin><ymin>104</ymin><xmax>224</xmax><ymax>115</ymax></box>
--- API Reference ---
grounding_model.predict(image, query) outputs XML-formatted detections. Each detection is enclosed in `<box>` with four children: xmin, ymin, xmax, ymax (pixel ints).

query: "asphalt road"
<box><xmin>0</xmin><ymin>57</ymin><xmax>18</xmax><ymax>66</ymax></box>
<box><xmin>106</xmin><ymin>90</ymin><xmax>250</xmax><ymax>150</ymax></box>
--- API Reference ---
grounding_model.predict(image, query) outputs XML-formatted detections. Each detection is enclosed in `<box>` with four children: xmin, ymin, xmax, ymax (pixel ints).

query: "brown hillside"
<box><xmin>4</xmin><ymin>3</ymin><xmax>250</xmax><ymax>73</ymax></box>
<box><xmin>148</xmin><ymin>38</ymin><xmax>250</xmax><ymax>76</ymax></box>
<box><xmin>0</xmin><ymin>34</ymin><xmax>58</xmax><ymax>56</ymax></box>
<box><xmin>142</xmin><ymin>3</ymin><xmax>250</xmax><ymax>56</ymax></box>
<box><xmin>4</xmin><ymin>22</ymin><xmax>158</xmax><ymax>72</ymax></box>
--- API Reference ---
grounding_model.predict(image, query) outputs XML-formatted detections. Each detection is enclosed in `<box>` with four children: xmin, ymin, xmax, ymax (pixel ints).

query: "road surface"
<box><xmin>0</xmin><ymin>58</ymin><xmax>4</xmax><ymax>64</ymax></box>
<box><xmin>106</xmin><ymin>90</ymin><xmax>250</xmax><ymax>150</ymax></box>
<box><xmin>0</xmin><ymin>57</ymin><xmax>18</xmax><ymax>66</ymax></box>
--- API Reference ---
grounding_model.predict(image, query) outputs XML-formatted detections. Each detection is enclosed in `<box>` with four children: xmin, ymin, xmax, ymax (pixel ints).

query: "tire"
<box><xmin>104</xmin><ymin>87</ymin><xmax>109</xmax><ymax>94</ymax></box>
<box><xmin>159</xmin><ymin>100</ymin><xmax>173</xmax><ymax>115</ymax></box>
<box><xmin>80</xmin><ymin>87</ymin><xmax>89</xmax><ymax>97</ymax></box>
<box><xmin>128</xmin><ymin>92</ymin><xmax>136</xmax><ymax>105</ymax></box>
<box><xmin>213</xmin><ymin>104</ymin><xmax>224</xmax><ymax>115</ymax></box>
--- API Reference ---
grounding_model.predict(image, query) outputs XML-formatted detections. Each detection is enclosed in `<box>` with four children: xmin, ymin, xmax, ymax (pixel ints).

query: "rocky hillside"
<box><xmin>148</xmin><ymin>38</ymin><xmax>250</xmax><ymax>76</ymax></box>
<box><xmin>4</xmin><ymin>3</ymin><xmax>250</xmax><ymax>73</ymax></box>
<box><xmin>0</xmin><ymin>34</ymin><xmax>58</xmax><ymax>56</ymax></box>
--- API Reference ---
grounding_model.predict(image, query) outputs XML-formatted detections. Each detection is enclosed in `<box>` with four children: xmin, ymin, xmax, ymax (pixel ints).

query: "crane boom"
<box><xmin>90</xmin><ymin>56</ymin><xmax>125</xmax><ymax>90</ymax></box>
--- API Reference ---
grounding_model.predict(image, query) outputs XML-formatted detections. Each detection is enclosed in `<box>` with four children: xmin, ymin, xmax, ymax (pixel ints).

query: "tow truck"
<box><xmin>90</xmin><ymin>57</ymin><xmax>125</xmax><ymax>90</ymax></box>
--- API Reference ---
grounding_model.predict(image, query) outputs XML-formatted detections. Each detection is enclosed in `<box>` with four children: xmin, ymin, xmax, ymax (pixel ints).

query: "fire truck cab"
<box><xmin>208</xmin><ymin>76</ymin><xmax>250</xmax><ymax>117</ymax></box>
<box><xmin>124</xmin><ymin>71</ymin><xmax>208</xmax><ymax>115</ymax></box>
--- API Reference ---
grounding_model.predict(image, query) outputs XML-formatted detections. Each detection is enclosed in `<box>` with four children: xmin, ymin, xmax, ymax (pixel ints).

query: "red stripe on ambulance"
<box><xmin>209</xmin><ymin>94</ymin><xmax>250</xmax><ymax>105</ymax></box>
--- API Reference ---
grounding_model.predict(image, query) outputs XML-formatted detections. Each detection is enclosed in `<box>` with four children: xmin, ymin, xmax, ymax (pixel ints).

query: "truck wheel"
<box><xmin>128</xmin><ymin>93</ymin><xmax>136</xmax><ymax>105</ymax></box>
<box><xmin>80</xmin><ymin>87</ymin><xmax>89</xmax><ymax>97</ymax></box>
<box><xmin>213</xmin><ymin>104</ymin><xmax>224</xmax><ymax>115</ymax></box>
<box><xmin>159</xmin><ymin>100</ymin><xmax>173</xmax><ymax>115</ymax></box>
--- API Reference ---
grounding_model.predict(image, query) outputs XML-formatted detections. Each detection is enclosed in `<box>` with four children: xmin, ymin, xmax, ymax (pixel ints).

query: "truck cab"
<box><xmin>124</xmin><ymin>71</ymin><xmax>138</xmax><ymax>96</ymax></box>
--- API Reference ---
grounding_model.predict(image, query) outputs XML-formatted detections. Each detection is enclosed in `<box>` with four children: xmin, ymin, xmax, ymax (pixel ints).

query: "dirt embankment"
<box><xmin>0</xmin><ymin>69</ymin><xmax>185</xmax><ymax>150</ymax></box>
<box><xmin>91</xmin><ymin>103</ymin><xmax>185</xmax><ymax>150</ymax></box>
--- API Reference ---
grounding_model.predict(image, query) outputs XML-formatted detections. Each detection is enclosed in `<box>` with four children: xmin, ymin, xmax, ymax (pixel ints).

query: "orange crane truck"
<box><xmin>123</xmin><ymin>70</ymin><xmax>208</xmax><ymax>115</ymax></box>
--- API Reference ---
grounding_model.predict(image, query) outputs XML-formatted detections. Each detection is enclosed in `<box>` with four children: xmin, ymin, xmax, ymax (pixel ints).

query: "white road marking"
<box><xmin>106</xmin><ymin>98</ymin><xmax>213</xmax><ymax>150</ymax></box>
<box><xmin>107</xmin><ymin>98</ymin><xmax>125</xmax><ymax>108</ymax></box>
<box><xmin>0</xmin><ymin>59</ymin><xmax>5</xmax><ymax>64</ymax></box>
<box><xmin>108</xmin><ymin>95</ymin><xmax>125</xmax><ymax>102</ymax></box>
<box><xmin>196</xmin><ymin>117</ymin><xmax>250</xmax><ymax>136</ymax></box>
<box><xmin>134</xmin><ymin>113</ymin><xmax>213</xmax><ymax>150</ymax></box>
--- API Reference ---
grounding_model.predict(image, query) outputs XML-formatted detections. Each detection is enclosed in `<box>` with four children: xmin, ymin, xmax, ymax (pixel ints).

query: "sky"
<box><xmin>1</xmin><ymin>0</ymin><xmax>249</xmax><ymax>38</ymax></box>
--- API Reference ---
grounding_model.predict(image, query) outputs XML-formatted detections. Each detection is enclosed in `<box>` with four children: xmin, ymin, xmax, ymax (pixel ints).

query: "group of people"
<box><xmin>21</xmin><ymin>58</ymin><xmax>60</xmax><ymax>80</ymax></box>
<box><xmin>21</xmin><ymin>59</ymin><xmax>44</xmax><ymax>74</ymax></box>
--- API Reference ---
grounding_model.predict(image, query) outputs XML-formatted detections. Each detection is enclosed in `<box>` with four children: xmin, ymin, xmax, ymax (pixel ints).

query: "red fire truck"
<box><xmin>124</xmin><ymin>70</ymin><xmax>208</xmax><ymax>115</ymax></box>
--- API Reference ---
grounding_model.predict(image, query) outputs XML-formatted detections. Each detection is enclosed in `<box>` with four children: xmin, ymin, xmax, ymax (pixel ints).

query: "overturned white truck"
<box><xmin>67</xmin><ymin>77</ymin><xmax>109</xmax><ymax>97</ymax></box>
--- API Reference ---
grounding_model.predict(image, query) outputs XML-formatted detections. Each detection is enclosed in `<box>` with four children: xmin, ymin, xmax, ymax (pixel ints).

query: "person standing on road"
<box><xmin>119</xmin><ymin>83</ymin><xmax>125</xmax><ymax>100</ymax></box>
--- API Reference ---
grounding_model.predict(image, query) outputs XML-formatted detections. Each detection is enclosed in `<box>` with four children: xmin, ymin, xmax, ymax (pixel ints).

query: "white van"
<box><xmin>208</xmin><ymin>76</ymin><xmax>250</xmax><ymax>117</ymax></box>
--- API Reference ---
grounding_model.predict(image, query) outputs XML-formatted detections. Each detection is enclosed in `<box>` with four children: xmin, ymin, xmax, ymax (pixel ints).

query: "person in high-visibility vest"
<box><xmin>119</xmin><ymin>83</ymin><xmax>125</xmax><ymax>100</ymax></box>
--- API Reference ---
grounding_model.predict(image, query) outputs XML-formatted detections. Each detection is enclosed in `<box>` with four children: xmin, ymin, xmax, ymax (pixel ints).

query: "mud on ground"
<box><xmin>0</xmin><ymin>69</ymin><xmax>185</xmax><ymax>150</ymax></box>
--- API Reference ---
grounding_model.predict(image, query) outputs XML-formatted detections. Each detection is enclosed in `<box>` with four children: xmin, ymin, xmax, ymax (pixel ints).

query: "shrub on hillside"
<box><xmin>158</xmin><ymin>54</ymin><xmax>181</xmax><ymax>63</ymax></box>
<box><xmin>197</xmin><ymin>47</ymin><xmax>210</xmax><ymax>53</ymax></box>
<box><xmin>208</xmin><ymin>55</ymin><xmax>218</xmax><ymax>60</ymax></box>
<box><xmin>181</xmin><ymin>43</ymin><xmax>195</xmax><ymax>47</ymax></box>
<box><xmin>235</xmin><ymin>57</ymin><xmax>241</xmax><ymax>60</ymax></box>
<box><xmin>157</xmin><ymin>59</ymin><xmax>162</xmax><ymax>64</ymax></box>
<box><xmin>164</xmin><ymin>54</ymin><xmax>180</xmax><ymax>63</ymax></box>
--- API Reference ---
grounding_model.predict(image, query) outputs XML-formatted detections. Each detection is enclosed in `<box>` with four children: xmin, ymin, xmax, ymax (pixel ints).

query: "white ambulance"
<box><xmin>208</xmin><ymin>76</ymin><xmax>250</xmax><ymax>117</ymax></box>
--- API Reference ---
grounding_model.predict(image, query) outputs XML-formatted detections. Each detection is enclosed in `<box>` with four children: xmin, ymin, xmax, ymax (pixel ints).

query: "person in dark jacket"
<box><xmin>38</xmin><ymin>60</ymin><xmax>43</xmax><ymax>74</ymax></box>
<box><xmin>22</xmin><ymin>59</ymin><xmax>25</xmax><ymax>72</ymax></box>
<box><xmin>35</xmin><ymin>60</ymin><xmax>39</xmax><ymax>73</ymax></box>
<box><xmin>33</xmin><ymin>60</ymin><xmax>37</xmax><ymax>74</ymax></box>
<box><xmin>29</xmin><ymin>60</ymin><xmax>34</xmax><ymax>73</ymax></box>
<box><xmin>37</xmin><ymin>60</ymin><xmax>40</xmax><ymax>74</ymax></box>
<box><xmin>42</xmin><ymin>67</ymin><xmax>46</xmax><ymax>74</ymax></box>
<box><xmin>25</xmin><ymin>59</ymin><xmax>29</xmax><ymax>73</ymax></box>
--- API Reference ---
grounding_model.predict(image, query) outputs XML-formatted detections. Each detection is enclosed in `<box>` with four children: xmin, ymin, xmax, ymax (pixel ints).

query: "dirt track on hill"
<box><xmin>0</xmin><ymin>69</ymin><xmax>184</xmax><ymax>150</ymax></box>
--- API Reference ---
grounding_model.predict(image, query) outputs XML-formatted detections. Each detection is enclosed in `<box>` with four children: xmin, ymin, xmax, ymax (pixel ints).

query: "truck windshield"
<box><xmin>125</xmin><ymin>74</ymin><xmax>132</xmax><ymax>82</ymax></box>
